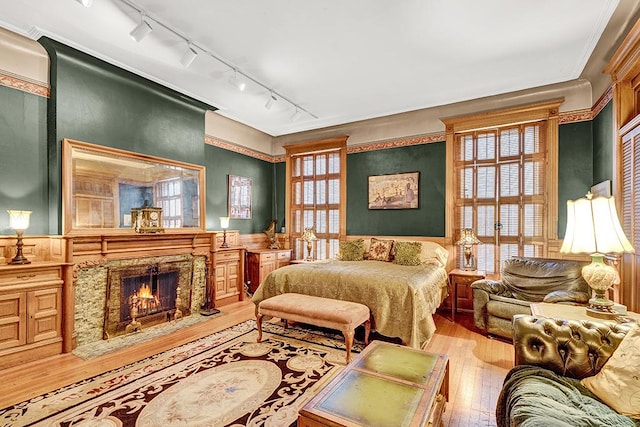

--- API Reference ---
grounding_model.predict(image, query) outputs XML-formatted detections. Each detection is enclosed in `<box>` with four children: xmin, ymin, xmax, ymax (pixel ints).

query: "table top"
<box><xmin>299</xmin><ymin>341</ymin><xmax>448</xmax><ymax>427</ymax></box>
<box><xmin>530</xmin><ymin>302</ymin><xmax>640</xmax><ymax>323</ymax></box>
<box><xmin>449</xmin><ymin>268</ymin><xmax>485</xmax><ymax>277</ymax></box>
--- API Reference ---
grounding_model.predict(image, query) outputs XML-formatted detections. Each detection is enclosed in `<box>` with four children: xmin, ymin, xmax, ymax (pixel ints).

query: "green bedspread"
<box><xmin>251</xmin><ymin>260</ymin><xmax>448</xmax><ymax>349</ymax></box>
<box><xmin>496</xmin><ymin>365</ymin><xmax>640</xmax><ymax>427</ymax></box>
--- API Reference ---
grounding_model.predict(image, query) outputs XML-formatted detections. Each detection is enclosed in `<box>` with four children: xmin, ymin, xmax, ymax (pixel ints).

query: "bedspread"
<box><xmin>251</xmin><ymin>260</ymin><xmax>448</xmax><ymax>348</ymax></box>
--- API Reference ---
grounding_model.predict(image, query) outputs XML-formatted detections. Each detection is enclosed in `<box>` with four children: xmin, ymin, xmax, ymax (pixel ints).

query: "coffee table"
<box><xmin>298</xmin><ymin>340</ymin><xmax>449</xmax><ymax>427</ymax></box>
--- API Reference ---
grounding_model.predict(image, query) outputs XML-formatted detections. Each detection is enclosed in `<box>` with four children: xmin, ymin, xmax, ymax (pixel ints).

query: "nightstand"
<box><xmin>448</xmin><ymin>269</ymin><xmax>485</xmax><ymax>322</ymax></box>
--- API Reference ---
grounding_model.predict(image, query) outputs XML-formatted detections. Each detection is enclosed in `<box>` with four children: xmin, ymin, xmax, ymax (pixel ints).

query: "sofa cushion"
<box><xmin>581</xmin><ymin>325</ymin><xmax>640</xmax><ymax>419</ymax></box>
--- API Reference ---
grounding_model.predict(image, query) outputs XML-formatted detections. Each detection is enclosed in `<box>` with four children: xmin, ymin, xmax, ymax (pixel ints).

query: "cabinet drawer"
<box><xmin>0</xmin><ymin>267</ymin><xmax>62</xmax><ymax>286</ymax></box>
<box><xmin>261</xmin><ymin>253</ymin><xmax>276</xmax><ymax>262</ymax></box>
<box><xmin>277</xmin><ymin>251</ymin><xmax>291</xmax><ymax>260</ymax></box>
<box><xmin>216</xmin><ymin>251</ymin><xmax>240</xmax><ymax>262</ymax></box>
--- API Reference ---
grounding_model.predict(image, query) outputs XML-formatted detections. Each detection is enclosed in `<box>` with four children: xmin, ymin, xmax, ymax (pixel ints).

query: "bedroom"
<box><xmin>1</xmin><ymin>1</ymin><xmax>640</xmax><ymax>425</ymax></box>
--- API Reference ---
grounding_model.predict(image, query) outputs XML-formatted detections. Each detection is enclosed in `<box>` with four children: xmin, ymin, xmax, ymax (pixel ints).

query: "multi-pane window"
<box><xmin>454</xmin><ymin>122</ymin><xmax>546</xmax><ymax>273</ymax></box>
<box><xmin>156</xmin><ymin>178</ymin><xmax>182</xmax><ymax>228</ymax></box>
<box><xmin>290</xmin><ymin>149</ymin><xmax>342</xmax><ymax>260</ymax></box>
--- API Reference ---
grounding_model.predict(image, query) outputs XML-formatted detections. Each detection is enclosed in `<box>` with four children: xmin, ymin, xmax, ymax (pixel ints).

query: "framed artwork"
<box><xmin>590</xmin><ymin>180</ymin><xmax>611</xmax><ymax>197</ymax></box>
<box><xmin>368</xmin><ymin>172</ymin><xmax>419</xmax><ymax>209</ymax></box>
<box><xmin>228</xmin><ymin>175</ymin><xmax>252</xmax><ymax>219</ymax></box>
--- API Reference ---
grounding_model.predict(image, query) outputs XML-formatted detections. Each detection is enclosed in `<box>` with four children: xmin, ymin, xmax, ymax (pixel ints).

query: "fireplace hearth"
<box><xmin>104</xmin><ymin>259</ymin><xmax>194</xmax><ymax>339</ymax></box>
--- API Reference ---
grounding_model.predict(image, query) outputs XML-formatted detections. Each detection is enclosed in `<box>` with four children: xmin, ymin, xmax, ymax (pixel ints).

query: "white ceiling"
<box><xmin>0</xmin><ymin>0</ymin><xmax>623</xmax><ymax>136</ymax></box>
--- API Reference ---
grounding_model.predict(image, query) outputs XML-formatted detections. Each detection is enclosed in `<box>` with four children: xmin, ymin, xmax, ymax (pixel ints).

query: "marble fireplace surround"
<box><xmin>69</xmin><ymin>232</ymin><xmax>217</xmax><ymax>348</ymax></box>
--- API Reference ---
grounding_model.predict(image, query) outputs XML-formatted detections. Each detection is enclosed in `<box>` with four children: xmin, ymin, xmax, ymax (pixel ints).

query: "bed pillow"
<box><xmin>581</xmin><ymin>324</ymin><xmax>640</xmax><ymax>419</ymax></box>
<box><xmin>419</xmin><ymin>241</ymin><xmax>449</xmax><ymax>266</ymax></box>
<box><xmin>338</xmin><ymin>239</ymin><xmax>365</xmax><ymax>261</ymax></box>
<box><xmin>366</xmin><ymin>237</ymin><xmax>394</xmax><ymax>261</ymax></box>
<box><xmin>393</xmin><ymin>241</ymin><xmax>422</xmax><ymax>266</ymax></box>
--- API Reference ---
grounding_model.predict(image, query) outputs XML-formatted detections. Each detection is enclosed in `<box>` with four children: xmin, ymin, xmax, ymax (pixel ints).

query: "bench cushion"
<box><xmin>258</xmin><ymin>293</ymin><xmax>370</xmax><ymax>332</ymax></box>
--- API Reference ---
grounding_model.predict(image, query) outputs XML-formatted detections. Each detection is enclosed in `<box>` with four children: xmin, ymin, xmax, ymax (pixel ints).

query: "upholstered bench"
<box><xmin>256</xmin><ymin>293</ymin><xmax>371</xmax><ymax>363</ymax></box>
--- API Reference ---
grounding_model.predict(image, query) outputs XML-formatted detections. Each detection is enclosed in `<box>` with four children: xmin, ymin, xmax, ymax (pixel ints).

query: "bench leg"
<box><xmin>363</xmin><ymin>319</ymin><xmax>371</xmax><ymax>345</ymax></box>
<box><xmin>256</xmin><ymin>313</ymin><xmax>264</xmax><ymax>343</ymax></box>
<box><xmin>343</xmin><ymin>330</ymin><xmax>354</xmax><ymax>363</ymax></box>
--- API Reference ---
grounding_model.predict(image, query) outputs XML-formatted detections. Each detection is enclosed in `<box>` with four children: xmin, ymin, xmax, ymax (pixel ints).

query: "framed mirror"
<box><xmin>62</xmin><ymin>139</ymin><xmax>205</xmax><ymax>235</ymax></box>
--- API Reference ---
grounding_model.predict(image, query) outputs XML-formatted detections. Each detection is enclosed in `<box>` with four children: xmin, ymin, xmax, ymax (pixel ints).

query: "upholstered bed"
<box><xmin>251</xmin><ymin>239</ymin><xmax>449</xmax><ymax>348</ymax></box>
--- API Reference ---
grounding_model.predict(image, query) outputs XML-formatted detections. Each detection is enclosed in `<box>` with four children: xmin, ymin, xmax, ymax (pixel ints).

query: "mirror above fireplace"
<box><xmin>62</xmin><ymin>139</ymin><xmax>205</xmax><ymax>235</ymax></box>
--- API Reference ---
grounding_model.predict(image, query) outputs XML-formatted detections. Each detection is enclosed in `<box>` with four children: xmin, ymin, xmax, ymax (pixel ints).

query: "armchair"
<box><xmin>471</xmin><ymin>257</ymin><xmax>590</xmax><ymax>339</ymax></box>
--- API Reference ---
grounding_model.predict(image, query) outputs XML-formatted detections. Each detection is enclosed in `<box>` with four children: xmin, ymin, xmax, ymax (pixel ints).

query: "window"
<box><xmin>454</xmin><ymin>124</ymin><xmax>546</xmax><ymax>273</ymax></box>
<box><xmin>285</xmin><ymin>137</ymin><xmax>347</xmax><ymax>260</ymax></box>
<box><xmin>443</xmin><ymin>100</ymin><xmax>562</xmax><ymax>274</ymax></box>
<box><xmin>156</xmin><ymin>178</ymin><xmax>182</xmax><ymax>228</ymax></box>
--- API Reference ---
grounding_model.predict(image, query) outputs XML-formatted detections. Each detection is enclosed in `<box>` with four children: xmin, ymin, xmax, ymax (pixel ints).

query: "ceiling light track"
<box><xmin>117</xmin><ymin>0</ymin><xmax>317</xmax><ymax>120</ymax></box>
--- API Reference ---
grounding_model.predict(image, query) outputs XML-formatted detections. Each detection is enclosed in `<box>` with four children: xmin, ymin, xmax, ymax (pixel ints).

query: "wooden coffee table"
<box><xmin>298</xmin><ymin>341</ymin><xmax>449</xmax><ymax>427</ymax></box>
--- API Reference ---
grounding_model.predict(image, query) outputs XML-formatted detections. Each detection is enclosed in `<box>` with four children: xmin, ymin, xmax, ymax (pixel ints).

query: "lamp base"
<box><xmin>586</xmin><ymin>305</ymin><xmax>618</xmax><ymax>319</ymax></box>
<box><xmin>9</xmin><ymin>255</ymin><xmax>31</xmax><ymax>265</ymax></box>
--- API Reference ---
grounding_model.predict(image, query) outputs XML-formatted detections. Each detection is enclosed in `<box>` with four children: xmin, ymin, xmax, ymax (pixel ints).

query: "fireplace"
<box><xmin>104</xmin><ymin>259</ymin><xmax>194</xmax><ymax>339</ymax></box>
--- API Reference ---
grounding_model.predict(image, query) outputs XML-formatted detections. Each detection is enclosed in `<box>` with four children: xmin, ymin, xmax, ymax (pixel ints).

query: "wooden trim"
<box><xmin>283</xmin><ymin>136</ymin><xmax>348</xmax><ymax>155</ymax></box>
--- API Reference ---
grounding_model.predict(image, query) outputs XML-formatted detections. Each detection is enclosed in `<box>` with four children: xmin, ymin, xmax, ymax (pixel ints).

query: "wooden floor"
<box><xmin>0</xmin><ymin>301</ymin><xmax>513</xmax><ymax>426</ymax></box>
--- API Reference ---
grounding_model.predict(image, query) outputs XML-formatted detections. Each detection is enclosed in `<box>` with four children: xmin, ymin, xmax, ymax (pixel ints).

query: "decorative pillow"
<box><xmin>338</xmin><ymin>239</ymin><xmax>365</xmax><ymax>261</ymax></box>
<box><xmin>581</xmin><ymin>324</ymin><xmax>640</xmax><ymax>418</ymax></box>
<box><xmin>366</xmin><ymin>237</ymin><xmax>394</xmax><ymax>262</ymax></box>
<box><xmin>393</xmin><ymin>241</ymin><xmax>422</xmax><ymax>266</ymax></box>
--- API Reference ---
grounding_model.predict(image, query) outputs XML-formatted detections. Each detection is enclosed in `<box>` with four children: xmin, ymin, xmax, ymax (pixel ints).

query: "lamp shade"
<box><xmin>455</xmin><ymin>228</ymin><xmax>481</xmax><ymax>246</ymax></box>
<box><xmin>301</xmin><ymin>227</ymin><xmax>317</xmax><ymax>242</ymax></box>
<box><xmin>7</xmin><ymin>210</ymin><xmax>31</xmax><ymax>230</ymax></box>
<box><xmin>561</xmin><ymin>194</ymin><xmax>634</xmax><ymax>255</ymax></box>
<box><xmin>219</xmin><ymin>216</ymin><xmax>230</xmax><ymax>229</ymax></box>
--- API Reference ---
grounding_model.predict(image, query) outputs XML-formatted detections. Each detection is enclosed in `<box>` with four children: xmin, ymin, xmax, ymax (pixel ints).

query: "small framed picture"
<box><xmin>590</xmin><ymin>180</ymin><xmax>611</xmax><ymax>197</ymax></box>
<box><xmin>228</xmin><ymin>175</ymin><xmax>252</xmax><ymax>219</ymax></box>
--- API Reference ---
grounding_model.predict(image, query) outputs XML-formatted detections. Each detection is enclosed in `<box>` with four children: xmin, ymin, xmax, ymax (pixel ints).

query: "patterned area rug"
<box><xmin>1</xmin><ymin>320</ymin><xmax>364</xmax><ymax>427</ymax></box>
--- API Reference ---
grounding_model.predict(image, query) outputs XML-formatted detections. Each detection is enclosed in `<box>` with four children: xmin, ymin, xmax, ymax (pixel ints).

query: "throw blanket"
<box><xmin>252</xmin><ymin>260</ymin><xmax>448</xmax><ymax>348</ymax></box>
<box><xmin>496</xmin><ymin>365</ymin><xmax>640</xmax><ymax>427</ymax></box>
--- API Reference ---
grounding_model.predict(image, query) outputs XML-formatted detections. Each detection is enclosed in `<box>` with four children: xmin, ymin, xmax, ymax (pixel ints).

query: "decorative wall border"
<box><xmin>0</xmin><ymin>71</ymin><xmax>49</xmax><ymax>97</ymax></box>
<box><xmin>204</xmin><ymin>135</ymin><xmax>274</xmax><ymax>163</ymax></box>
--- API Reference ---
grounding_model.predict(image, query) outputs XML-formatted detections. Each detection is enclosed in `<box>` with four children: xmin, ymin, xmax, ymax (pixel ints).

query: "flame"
<box><xmin>138</xmin><ymin>283</ymin><xmax>153</xmax><ymax>299</ymax></box>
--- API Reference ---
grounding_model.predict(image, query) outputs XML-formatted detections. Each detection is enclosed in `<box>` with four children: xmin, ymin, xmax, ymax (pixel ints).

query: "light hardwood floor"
<box><xmin>0</xmin><ymin>301</ymin><xmax>513</xmax><ymax>426</ymax></box>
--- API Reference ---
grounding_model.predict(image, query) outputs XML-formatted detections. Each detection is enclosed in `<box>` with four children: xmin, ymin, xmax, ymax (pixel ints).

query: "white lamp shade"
<box><xmin>219</xmin><ymin>216</ymin><xmax>230</xmax><ymax>229</ymax></box>
<box><xmin>7</xmin><ymin>210</ymin><xmax>31</xmax><ymax>230</ymax></box>
<box><xmin>561</xmin><ymin>195</ymin><xmax>634</xmax><ymax>254</ymax></box>
<box><xmin>130</xmin><ymin>20</ymin><xmax>152</xmax><ymax>42</ymax></box>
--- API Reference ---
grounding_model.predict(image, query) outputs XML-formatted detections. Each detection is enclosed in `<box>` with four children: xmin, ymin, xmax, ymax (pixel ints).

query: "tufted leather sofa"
<box><xmin>496</xmin><ymin>315</ymin><xmax>638</xmax><ymax>426</ymax></box>
<box><xmin>472</xmin><ymin>257</ymin><xmax>590</xmax><ymax>339</ymax></box>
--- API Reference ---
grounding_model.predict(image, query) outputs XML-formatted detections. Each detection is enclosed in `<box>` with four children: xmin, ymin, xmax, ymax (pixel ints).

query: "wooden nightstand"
<box><xmin>448</xmin><ymin>269</ymin><xmax>485</xmax><ymax>322</ymax></box>
<box><xmin>246</xmin><ymin>249</ymin><xmax>292</xmax><ymax>293</ymax></box>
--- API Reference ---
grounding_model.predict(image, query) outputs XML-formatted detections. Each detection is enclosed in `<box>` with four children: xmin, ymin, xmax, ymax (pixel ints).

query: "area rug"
<box><xmin>0</xmin><ymin>320</ymin><xmax>364</xmax><ymax>427</ymax></box>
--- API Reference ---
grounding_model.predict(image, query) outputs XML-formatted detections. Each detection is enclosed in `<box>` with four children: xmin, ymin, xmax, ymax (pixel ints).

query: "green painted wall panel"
<box><xmin>0</xmin><ymin>86</ymin><xmax>49</xmax><ymax>235</ymax></box>
<box><xmin>205</xmin><ymin>144</ymin><xmax>274</xmax><ymax>233</ymax></box>
<box><xmin>558</xmin><ymin>121</ymin><xmax>593</xmax><ymax>237</ymax></box>
<box><xmin>592</xmin><ymin>101</ymin><xmax>613</xmax><ymax>185</ymax></box>
<box><xmin>347</xmin><ymin>142</ymin><xmax>446</xmax><ymax>236</ymax></box>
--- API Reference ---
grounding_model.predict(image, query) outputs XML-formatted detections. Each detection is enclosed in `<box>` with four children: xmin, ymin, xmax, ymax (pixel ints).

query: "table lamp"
<box><xmin>455</xmin><ymin>228</ymin><xmax>481</xmax><ymax>271</ymax></box>
<box><xmin>560</xmin><ymin>193</ymin><xmax>634</xmax><ymax>316</ymax></box>
<box><xmin>220</xmin><ymin>216</ymin><xmax>230</xmax><ymax>248</ymax></box>
<box><xmin>7</xmin><ymin>210</ymin><xmax>32</xmax><ymax>265</ymax></box>
<box><xmin>301</xmin><ymin>227</ymin><xmax>317</xmax><ymax>261</ymax></box>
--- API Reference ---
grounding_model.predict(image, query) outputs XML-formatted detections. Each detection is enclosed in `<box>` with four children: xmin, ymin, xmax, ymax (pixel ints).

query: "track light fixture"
<box><xmin>291</xmin><ymin>107</ymin><xmax>303</xmax><ymax>121</ymax></box>
<box><xmin>228</xmin><ymin>69</ymin><xmax>246</xmax><ymax>91</ymax></box>
<box><xmin>180</xmin><ymin>44</ymin><xmax>198</xmax><ymax>68</ymax></box>
<box><xmin>265</xmin><ymin>92</ymin><xmax>277</xmax><ymax>110</ymax></box>
<box><xmin>129</xmin><ymin>16</ymin><xmax>152</xmax><ymax>42</ymax></box>
<box><xmin>76</xmin><ymin>0</ymin><xmax>93</xmax><ymax>7</ymax></box>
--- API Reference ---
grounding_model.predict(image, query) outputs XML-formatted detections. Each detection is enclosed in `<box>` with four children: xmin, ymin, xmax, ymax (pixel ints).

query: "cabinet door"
<box><xmin>226</xmin><ymin>259</ymin><xmax>240</xmax><ymax>297</ymax></box>
<box><xmin>0</xmin><ymin>292</ymin><xmax>27</xmax><ymax>350</ymax></box>
<box><xmin>260</xmin><ymin>258</ymin><xmax>277</xmax><ymax>282</ymax></box>
<box><xmin>28</xmin><ymin>288</ymin><xmax>61</xmax><ymax>343</ymax></box>
<box><xmin>215</xmin><ymin>262</ymin><xmax>229</xmax><ymax>298</ymax></box>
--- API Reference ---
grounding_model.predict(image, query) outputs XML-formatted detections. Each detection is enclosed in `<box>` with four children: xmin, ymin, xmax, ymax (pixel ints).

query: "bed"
<box><xmin>251</xmin><ymin>238</ymin><xmax>449</xmax><ymax>349</ymax></box>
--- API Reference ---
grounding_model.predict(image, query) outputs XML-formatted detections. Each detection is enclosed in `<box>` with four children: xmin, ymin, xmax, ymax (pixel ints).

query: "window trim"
<box><xmin>442</xmin><ymin>99</ymin><xmax>563</xmax><ymax>251</ymax></box>
<box><xmin>284</xmin><ymin>136</ymin><xmax>348</xmax><ymax>256</ymax></box>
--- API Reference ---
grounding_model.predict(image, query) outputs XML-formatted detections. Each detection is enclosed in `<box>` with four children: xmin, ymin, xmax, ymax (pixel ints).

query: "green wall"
<box><xmin>205</xmin><ymin>145</ymin><xmax>274</xmax><ymax>233</ymax></box>
<box><xmin>0</xmin><ymin>85</ymin><xmax>48</xmax><ymax>235</ymax></box>
<box><xmin>593</xmin><ymin>101</ymin><xmax>613</xmax><ymax>185</ymax></box>
<box><xmin>347</xmin><ymin>142</ymin><xmax>446</xmax><ymax>236</ymax></box>
<box><xmin>558</xmin><ymin>121</ymin><xmax>593</xmax><ymax>236</ymax></box>
<box><xmin>274</xmin><ymin>161</ymin><xmax>287</xmax><ymax>232</ymax></box>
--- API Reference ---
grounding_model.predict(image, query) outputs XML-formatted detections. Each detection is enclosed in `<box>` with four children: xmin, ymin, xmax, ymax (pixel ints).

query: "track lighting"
<box><xmin>180</xmin><ymin>44</ymin><xmax>198</xmax><ymax>68</ymax></box>
<box><xmin>129</xmin><ymin>17</ymin><xmax>152</xmax><ymax>42</ymax></box>
<box><xmin>76</xmin><ymin>0</ymin><xmax>93</xmax><ymax>7</ymax></box>
<box><xmin>291</xmin><ymin>107</ymin><xmax>303</xmax><ymax>121</ymax></box>
<box><xmin>265</xmin><ymin>92</ymin><xmax>277</xmax><ymax>110</ymax></box>
<box><xmin>228</xmin><ymin>69</ymin><xmax>246</xmax><ymax>91</ymax></box>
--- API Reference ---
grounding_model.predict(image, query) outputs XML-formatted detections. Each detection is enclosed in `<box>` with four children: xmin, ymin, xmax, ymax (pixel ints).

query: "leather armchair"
<box><xmin>471</xmin><ymin>257</ymin><xmax>590</xmax><ymax>339</ymax></box>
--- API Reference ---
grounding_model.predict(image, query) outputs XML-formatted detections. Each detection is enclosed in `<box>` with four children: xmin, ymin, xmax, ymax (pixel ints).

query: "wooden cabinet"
<box><xmin>447</xmin><ymin>269</ymin><xmax>485</xmax><ymax>322</ymax></box>
<box><xmin>213</xmin><ymin>247</ymin><xmax>245</xmax><ymax>306</ymax></box>
<box><xmin>246</xmin><ymin>249</ymin><xmax>292</xmax><ymax>293</ymax></box>
<box><xmin>0</xmin><ymin>263</ymin><xmax>64</xmax><ymax>369</ymax></box>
